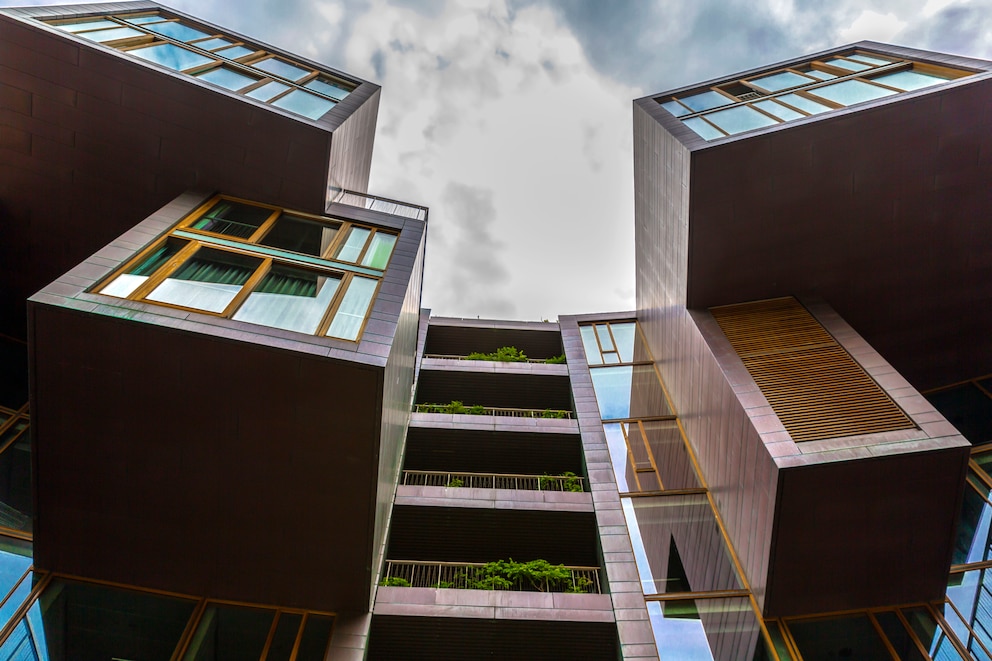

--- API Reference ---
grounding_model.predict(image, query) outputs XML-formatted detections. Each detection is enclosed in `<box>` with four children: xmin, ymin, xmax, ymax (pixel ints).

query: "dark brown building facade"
<box><xmin>1</xmin><ymin>3</ymin><xmax>992</xmax><ymax>658</ymax></box>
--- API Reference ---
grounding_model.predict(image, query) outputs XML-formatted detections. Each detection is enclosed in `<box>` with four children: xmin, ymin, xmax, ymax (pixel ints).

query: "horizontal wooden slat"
<box><xmin>711</xmin><ymin>297</ymin><xmax>915</xmax><ymax>442</ymax></box>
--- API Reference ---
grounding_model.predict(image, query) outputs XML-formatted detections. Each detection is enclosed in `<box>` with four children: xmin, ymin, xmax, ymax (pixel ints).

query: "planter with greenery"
<box><xmin>538</xmin><ymin>471</ymin><xmax>584</xmax><ymax>492</ymax></box>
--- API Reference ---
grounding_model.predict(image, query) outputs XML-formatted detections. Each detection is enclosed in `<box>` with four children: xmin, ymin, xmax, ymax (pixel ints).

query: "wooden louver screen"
<box><xmin>710</xmin><ymin>297</ymin><xmax>915</xmax><ymax>442</ymax></box>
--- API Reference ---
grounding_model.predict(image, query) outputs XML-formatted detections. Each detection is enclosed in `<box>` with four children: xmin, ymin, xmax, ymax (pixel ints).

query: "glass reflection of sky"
<box><xmin>131</xmin><ymin>43</ymin><xmax>213</xmax><ymax>72</ymax></box>
<box><xmin>956</xmin><ymin>478</ymin><xmax>992</xmax><ymax>565</ymax></box>
<box><xmin>611</xmin><ymin>323</ymin><xmax>636</xmax><ymax>362</ymax></box>
<box><xmin>0</xmin><ymin>544</ymin><xmax>32</xmax><ymax>633</ymax></box>
<box><xmin>605</xmin><ymin>423</ymin><xmax>631</xmax><ymax>492</ymax></box>
<box><xmin>591</xmin><ymin>366</ymin><xmax>634</xmax><ymax>419</ymax></box>
<box><xmin>580</xmin><ymin>326</ymin><xmax>602</xmax><ymax>365</ymax></box>
<box><xmin>647</xmin><ymin>601</ymin><xmax>715</xmax><ymax>660</ymax></box>
<box><xmin>945</xmin><ymin>570</ymin><xmax>992</xmax><ymax>656</ymax></box>
<box><xmin>647</xmin><ymin>598</ymin><xmax>762</xmax><ymax>660</ymax></box>
<box><xmin>622</xmin><ymin>497</ymin><xmax>657</xmax><ymax>592</ymax></box>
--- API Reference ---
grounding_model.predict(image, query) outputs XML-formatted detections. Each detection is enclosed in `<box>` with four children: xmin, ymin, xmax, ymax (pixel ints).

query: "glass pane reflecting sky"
<box><xmin>590</xmin><ymin>365</ymin><xmax>672</xmax><ymax>420</ymax></box>
<box><xmin>131</xmin><ymin>43</ymin><xmax>213</xmax><ymax>71</ymax></box>
<box><xmin>646</xmin><ymin>598</ymin><xmax>764</xmax><ymax>659</ymax></box>
<box><xmin>623</xmin><ymin>495</ymin><xmax>743</xmax><ymax>595</ymax></box>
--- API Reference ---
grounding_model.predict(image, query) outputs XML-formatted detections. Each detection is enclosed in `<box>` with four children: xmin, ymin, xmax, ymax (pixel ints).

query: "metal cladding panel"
<box><xmin>29</xmin><ymin>303</ymin><xmax>384</xmax><ymax>612</ymax></box>
<box><xmin>367</xmin><ymin>616</ymin><xmax>619</xmax><ymax>661</ymax></box>
<box><xmin>0</xmin><ymin>8</ymin><xmax>379</xmax><ymax>338</ymax></box>
<box><xmin>683</xmin><ymin>69</ymin><xmax>992</xmax><ymax>390</ymax></box>
<box><xmin>711</xmin><ymin>297</ymin><xmax>915</xmax><ymax>442</ymax></box>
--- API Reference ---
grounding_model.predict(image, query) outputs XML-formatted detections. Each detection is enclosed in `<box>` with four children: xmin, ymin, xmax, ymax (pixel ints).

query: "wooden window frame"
<box><xmin>94</xmin><ymin>195</ymin><xmax>397</xmax><ymax>342</ymax></box>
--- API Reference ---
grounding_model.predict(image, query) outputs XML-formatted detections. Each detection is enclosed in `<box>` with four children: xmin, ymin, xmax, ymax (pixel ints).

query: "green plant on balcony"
<box><xmin>418</xmin><ymin>401</ymin><xmax>489</xmax><ymax>415</ymax></box>
<box><xmin>539</xmin><ymin>471</ymin><xmax>583</xmax><ymax>492</ymax></box>
<box><xmin>565</xmin><ymin>576</ymin><xmax>594</xmax><ymax>594</ymax></box>
<box><xmin>380</xmin><ymin>576</ymin><xmax>411</xmax><ymax>587</ymax></box>
<box><xmin>540</xmin><ymin>409</ymin><xmax>569</xmax><ymax>419</ymax></box>
<box><xmin>459</xmin><ymin>559</ymin><xmax>577</xmax><ymax>592</ymax></box>
<box><xmin>446</xmin><ymin>477</ymin><xmax>464</xmax><ymax>488</ymax></box>
<box><xmin>544</xmin><ymin>354</ymin><xmax>566</xmax><ymax>364</ymax></box>
<box><xmin>466</xmin><ymin>346</ymin><xmax>528</xmax><ymax>362</ymax></box>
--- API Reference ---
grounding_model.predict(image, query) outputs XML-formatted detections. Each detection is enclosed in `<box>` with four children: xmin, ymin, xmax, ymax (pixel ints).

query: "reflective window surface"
<box><xmin>659</xmin><ymin>50</ymin><xmax>972</xmax><ymax>140</ymax></box>
<box><xmin>624</xmin><ymin>496</ymin><xmax>743</xmax><ymax>595</ymax></box>
<box><xmin>925</xmin><ymin>381</ymin><xmax>992</xmax><ymax>446</ymax></box>
<box><xmin>647</xmin><ymin>598</ymin><xmax>770</xmax><ymax>660</ymax></box>
<box><xmin>97</xmin><ymin>196</ymin><xmax>398</xmax><ymax>342</ymax></box>
<box><xmin>0</xmin><ymin>577</ymin><xmax>336</xmax><ymax>661</ymax></box>
<box><xmin>47</xmin><ymin>12</ymin><xmax>356</xmax><ymax>121</ymax></box>
<box><xmin>590</xmin><ymin>365</ymin><xmax>672</xmax><ymax>420</ymax></box>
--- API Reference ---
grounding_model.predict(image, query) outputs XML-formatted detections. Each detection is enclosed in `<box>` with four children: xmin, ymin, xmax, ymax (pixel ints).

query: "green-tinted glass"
<box><xmin>334</xmin><ymin>227</ymin><xmax>371</xmax><ymax>263</ymax></box>
<box><xmin>360</xmin><ymin>233</ymin><xmax>397</xmax><ymax>269</ymax></box>
<box><xmin>191</xmin><ymin>201</ymin><xmax>272</xmax><ymax>238</ymax></box>
<box><xmin>326</xmin><ymin>276</ymin><xmax>377</xmax><ymax>341</ymax></box>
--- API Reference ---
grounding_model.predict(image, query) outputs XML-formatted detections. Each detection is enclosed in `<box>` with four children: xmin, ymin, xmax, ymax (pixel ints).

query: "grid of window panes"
<box><xmin>0</xmin><ymin>568</ymin><xmax>335</xmax><ymax>660</ymax></box>
<box><xmin>768</xmin><ymin>606</ymin><xmax>971</xmax><ymax>660</ymax></box>
<box><xmin>46</xmin><ymin>12</ymin><xmax>355</xmax><ymax>121</ymax></box>
<box><xmin>935</xmin><ymin>374</ymin><xmax>992</xmax><ymax>659</ymax></box>
<box><xmin>580</xmin><ymin>320</ymin><xmax>775</xmax><ymax>659</ymax></box>
<box><xmin>96</xmin><ymin>196</ymin><xmax>398</xmax><ymax>342</ymax></box>
<box><xmin>658</xmin><ymin>50</ymin><xmax>973</xmax><ymax>140</ymax></box>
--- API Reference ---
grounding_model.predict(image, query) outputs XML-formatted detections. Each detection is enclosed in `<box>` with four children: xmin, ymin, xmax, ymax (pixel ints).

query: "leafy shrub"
<box><xmin>446</xmin><ymin>477</ymin><xmax>464</xmax><ymax>488</ymax></box>
<box><xmin>466</xmin><ymin>346</ymin><xmax>528</xmax><ymax>362</ymax></box>
<box><xmin>544</xmin><ymin>354</ymin><xmax>566</xmax><ymax>364</ymax></box>
<box><xmin>380</xmin><ymin>576</ymin><xmax>411</xmax><ymax>587</ymax></box>
<box><xmin>419</xmin><ymin>401</ymin><xmax>488</xmax><ymax>415</ymax></box>
<box><xmin>540</xmin><ymin>409</ymin><xmax>569</xmax><ymax>419</ymax></box>
<box><xmin>460</xmin><ymin>559</ymin><xmax>579</xmax><ymax>592</ymax></box>
<box><xmin>539</xmin><ymin>471</ymin><xmax>584</xmax><ymax>492</ymax></box>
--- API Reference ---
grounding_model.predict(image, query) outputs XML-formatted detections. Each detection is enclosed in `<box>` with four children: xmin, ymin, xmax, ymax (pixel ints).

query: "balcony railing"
<box><xmin>328</xmin><ymin>187</ymin><xmax>428</xmax><ymax>221</ymax></box>
<box><xmin>412</xmin><ymin>404</ymin><xmax>573</xmax><ymax>419</ymax></box>
<box><xmin>382</xmin><ymin>560</ymin><xmax>602</xmax><ymax>594</ymax></box>
<box><xmin>402</xmin><ymin>470</ymin><xmax>584</xmax><ymax>492</ymax></box>
<box><xmin>424</xmin><ymin>353</ymin><xmax>557</xmax><ymax>364</ymax></box>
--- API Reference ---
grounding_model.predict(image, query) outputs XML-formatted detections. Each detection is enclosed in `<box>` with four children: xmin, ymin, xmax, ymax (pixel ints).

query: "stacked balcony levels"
<box><xmin>369</xmin><ymin>318</ymin><xmax>619</xmax><ymax>659</ymax></box>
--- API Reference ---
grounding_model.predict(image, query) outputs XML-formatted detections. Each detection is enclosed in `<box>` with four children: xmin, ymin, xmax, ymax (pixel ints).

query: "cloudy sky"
<box><xmin>37</xmin><ymin>0</ymin><xmax>992</xmax><ymax>319</ymax></box>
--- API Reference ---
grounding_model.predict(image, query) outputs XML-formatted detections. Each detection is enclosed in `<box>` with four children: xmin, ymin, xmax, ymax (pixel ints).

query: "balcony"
<box><xmin>381</xmin><ymin>560</ymin><xmax>601</xmax><ymax>593</ymax></box>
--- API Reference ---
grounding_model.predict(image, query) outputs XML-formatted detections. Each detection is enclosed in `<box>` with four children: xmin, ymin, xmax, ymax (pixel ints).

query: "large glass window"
<box><xmin>96</xmin><ymin>196</ymin><xmax>399</xmax><ymax>342</ymax></box>
<box><xmin>47</xmin><ymin>12</ymin><xmax>356</xmax><ymax>122</ymax></box>
<box><xmin>647</xmin><ymin>598</ymin><xmax>771</xmax><ymax>660</ymax></box>
<box><xmin>658</xmin><ymin>50</ymin><xmax>973</xmax><ymax>141</ymax></box>
<box><xmin>0</xmin><ymin>578</ymin><xmax>336</xmax><ymax>661</ymax></box>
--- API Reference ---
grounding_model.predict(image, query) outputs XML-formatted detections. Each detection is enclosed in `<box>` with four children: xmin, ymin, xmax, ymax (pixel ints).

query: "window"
<box><xmin>657</xmin><ymin>50</ymin><xmax>973</xmax><ymax>140</ymax></box>
<box><xmin>96</xmin><ymin>196</ymin><xmax>398</xmax><ymax>342</ymax></box>
<box><xmin>46</xmin><ymin>12</ymin><xmax>356</xmax><ymax>121</ymax></box>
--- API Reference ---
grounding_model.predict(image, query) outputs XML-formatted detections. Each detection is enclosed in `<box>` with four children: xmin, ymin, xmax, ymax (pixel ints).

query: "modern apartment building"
<box><xmin>1</xmin><ymin>2</ymin><xmax>991</xmax><ymax>659</ymax></box>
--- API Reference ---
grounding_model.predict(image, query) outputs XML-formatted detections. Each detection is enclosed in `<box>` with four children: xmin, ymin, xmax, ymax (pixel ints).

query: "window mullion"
<box><xmin>130</xmin><ymin>239</ymin><xmax>201</xmax><ymax>301</ymax></box>
<box><xmin>286</xmin><ymin>611</ymin><xmax>308</xmax><ymax>661</ymax></box>
<box><xmin>246</xmin><ymin>210</ymin><xmax>283</xmax><ymax>244</ymax></box>
<box><xmin>316</xmin><ymin>272</ymin><xmax>353</xmax><ymax>337</ymax></box>
<box><xmin>221</xmin><ymin>258</ymin><xmax>272</xmax><ymax>318</ymax></box>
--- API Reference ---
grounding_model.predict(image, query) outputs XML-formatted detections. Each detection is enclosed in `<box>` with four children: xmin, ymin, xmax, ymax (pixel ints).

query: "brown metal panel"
<box><xmin>711</xmin><ymin>297</ymin><xmax>915</xmax><ymax>441</ymax></box>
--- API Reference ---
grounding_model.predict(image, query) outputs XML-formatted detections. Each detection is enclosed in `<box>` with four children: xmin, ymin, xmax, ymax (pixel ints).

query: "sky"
<box><xmin>30</xmin><ymin>0</ymin><xmax>992</xmax><ymax>320</ymax></box>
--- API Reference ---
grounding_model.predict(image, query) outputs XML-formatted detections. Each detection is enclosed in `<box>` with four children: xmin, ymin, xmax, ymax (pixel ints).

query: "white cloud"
<box><xmin>839</xmin><ymin>9</ymin><xmax>908</xmax><ymax>43</ymax></box>
<box><xmin>342</xmin><ymin>0</ymin><xmax>639</xmax><ymax>320</ymax></box>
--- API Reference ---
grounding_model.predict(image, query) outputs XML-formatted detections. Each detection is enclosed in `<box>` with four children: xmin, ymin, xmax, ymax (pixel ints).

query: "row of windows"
<box><xmin>578</xmin><ymin>321</ymin><xmax>780</xmax><ymax>657</ymax></box>
<box><xmin>658</xmin><ymin>50</ymin><xmax>972</xmax><ymax>140</ymax></box>
<box><xmin>580</xmin><ymin>321</ymin><xmax>981</xmax><ymax>660</ymax></box>
<box><xmin>0</xmin><ymin>406</ymin><xmax>30</xmax><ymax>536</ymax></box>
<box><xmin>0</xmin><ymin>541</ymin><xmax>334</xmax><ymax>661</ymax></box>
<box><xmin>47</xmin><ymin>12</ymin><xmax>355</xmax><ymax>121</ymax></box>
<box><xmin>97</xmin><ymin>196</ymin><xmax>398</xmax><ymax>341</ymax></box>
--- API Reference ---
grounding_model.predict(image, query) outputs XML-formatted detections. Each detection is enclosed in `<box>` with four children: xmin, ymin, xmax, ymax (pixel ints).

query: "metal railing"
<box><xmin>328</xmin><ymin>187</ymin><xmax>428</xmax><ymax>221</ymax></box>
<box><xmin>424</xmin><ymin>353</ymin><xmax>561</xmax><ymax>364</ymax></box>
<box><xmin>412</xmin><ymin>404</ymin><xmax>573</xmax><ymax>419</ymax></box>
<box><xmin>402</xmin><ymin>470</ymin><xmax>584</xmax><ymax>492</ymax></box>
<box><xmin>382</xmin><ymin>560</ymin><xmax>602</xmax><ymax>594</ymax></box>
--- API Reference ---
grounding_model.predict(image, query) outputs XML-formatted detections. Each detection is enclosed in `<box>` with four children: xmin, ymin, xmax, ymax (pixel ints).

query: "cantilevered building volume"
<box><xmin>1</xmin><ymin>2</ymin><xmax>992</xmax><ymax>658</ymax></box>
